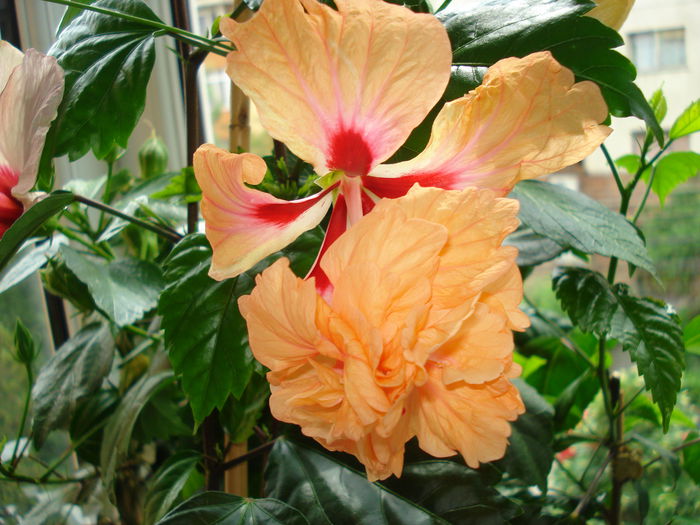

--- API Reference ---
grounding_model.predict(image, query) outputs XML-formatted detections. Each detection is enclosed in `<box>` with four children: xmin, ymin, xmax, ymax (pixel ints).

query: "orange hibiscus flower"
<box><xmin>194</xmin><ymin>0</ymin><xmax>610</xmax><ymax>292</ymax></box>
<box><xmin>239</xmin><ymin>185</ymin><xmax>529</xmax><ymax>480</ymax></box>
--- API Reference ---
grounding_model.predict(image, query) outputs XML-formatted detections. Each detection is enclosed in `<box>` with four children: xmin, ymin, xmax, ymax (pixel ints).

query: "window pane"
<box><xmin>630</xmin><ymin>32</ymin><xmax>656</xmax><ymax>71</ymax></box>
<box><xmin>659</xmin><ymin>29</ymin><xmax>686</xmax><ymax>68</ymax></box>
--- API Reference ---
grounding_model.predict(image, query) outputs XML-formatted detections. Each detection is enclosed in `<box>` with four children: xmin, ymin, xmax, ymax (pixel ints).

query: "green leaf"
<box><xmin>0</xmin><ymin>191</ymin><xmax>74</xmax><ymax>274</ymax></box>
<box><xmin>553</xmin><ymin>267</ymin><xmax>618</xmax><ymax>335</ymax></box>
<box><xmin>69</xmin><ymin>388</ymin><xmax>119</xmax><ymax>465</ymax></box>
<box><xmin>156</xmin><ymin>492</ymin><xmax>309</xmax><ymax>525</ymax></box>
<box><xmin>382</xmin><ymin>460</ymin><xmax>519</xmax><ymax>523</ymax></box>
<box><xmin>151</xmin><ymin>168</ymin><xmax>202</xmax><ymax>204</ymax></box>
<box><xmin>61</xmin><ymin>246</ymin><xmax>165</xmax><ymax>326</ymax></box>
<box><xmin>100</xmin><ymin>371</ymin><xmax>175</xmax><ymax>496</ymax></box>
<box><xmin>159</xmin><ymin>234</ymin><xmax>255</xmax><ymax>423</ymax></box>
<box><xmin>496</xmin><ymin>380</ymin><xmax>554</xmax><ymax>490</ymax></box>
<box><xmin>46</xmin><ymin>0</ymin><xmax>160</xmax><ymax>160</ymax></box>
<box><xmin>31</xmin><ymin>323</ymin><xmax>113</xmax><ymax>447</ymax></box>
<box><xmin>615</xmin><ymin>154</ymin><xmax>641</xmax><ymax>175</ymax></box>
<box><xmin>144</xmin><ymin>451</ymin><xmax>203</xmax><ymax>525</ymax></box>
<box><xmin>511</xmin><ymin>180</ymin><xmax>655</xmax><ymax>275</ymax></box>
<box><xmin>670</xmin><ymin>100</ymin><xmax>700</xmax><ymax>140</ymax></box>
<box><xmin>648</xmin><ymin>88</ymin><xmax>668</xmax><ymax>124</ymax></box>
<box><xmin>505</xmin><ymin>227</ymin><xmax>565</xmax><ymax>267</ymax></box>
<box><xmin>56</xmin><ymin>0</ymin><xmax>98</xmax><ymax>35</ymax></box>
<box><xmin>266</xmin><ymin>438</ymin><xmax>448</xmax><ymax>524</ymax></box>
<box><xmin>683</xmin><ymin>315</ymin><xmax>700</xmax><ymax>356</ymax></box>
<box><xmin>610</xmin><ymin>288</ymin><xmax>685</xmax><ymax>431</ymax></box>
<box><xmin>682</xmin><ymin>432</ymin><xmax>700</xmax><ymax>486</ymax></box>
<box><xmin>0</xmin><ymin>235</ymin><xmax>66</xmax><ymax>295</ymax></box>
<box><xmin>219</xmin><ymin>371</ymin><xmax>269</xmax><ymax>443</ymax></box>
<box><xmin>439</xmin><ymin>0</ymin><xmax>662</xmax><ymax>141</ymax></box>
<box><xmin>650</xmin><ymin>151</ymin><xmax>700</xmax><ymax>205</ymax></box>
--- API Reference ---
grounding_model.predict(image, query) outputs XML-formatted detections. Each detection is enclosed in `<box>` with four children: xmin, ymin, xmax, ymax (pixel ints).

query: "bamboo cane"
<box><xmin>225</xmin><ymin>0</ymin><xmax>251</xmax><ymax>497</ymax></box>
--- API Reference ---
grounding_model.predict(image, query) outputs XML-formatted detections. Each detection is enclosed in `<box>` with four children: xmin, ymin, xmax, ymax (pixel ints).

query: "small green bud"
<box><xmin>13</xmin><ymin>320</ymin><xmax>37</xmax><ymax>366</ymax></box>
<box><xmin>138</xmin><ymin>133</ymin><xmax>169</xmax><ymax>178</ymax></box>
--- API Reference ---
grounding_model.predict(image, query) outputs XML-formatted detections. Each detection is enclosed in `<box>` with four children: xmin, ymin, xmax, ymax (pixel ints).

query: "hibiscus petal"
<box><xmin>410</xmin><ymin>369</ymin><xmax>524</xmax><ymax>468</ymax></box>
<box><xmin>194</xmin><ymin>144</ymin><xmax>335</xmax><ymax>280</ymax></box>
<box><xmin>220</xmin><ymin>0</ymin><xmax>451</xmax><ymax>176</ymax></box>
<box><xmin>0</xmin><ymin>41</ymin><xmax>23</xmax><ymax>93</ymax></box>
<box><xmin>0</xmin><ymin>48</ymin><xmax>63</xmax><ymax>200</ymax></box>
<box><xmin>586</xmin><ymin>0</ymin><xmax>635</xmax><ymax>30</ymax></box>
<box><xmin>364</xmin><ymin>52</ymin><xmax>611</xmax><ymax>197</ymax></box>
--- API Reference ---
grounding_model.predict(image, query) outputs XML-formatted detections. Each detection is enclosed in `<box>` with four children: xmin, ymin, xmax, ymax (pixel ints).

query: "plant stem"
<box><xmin>601</xmin><ymin>144</ymin><xmax>625</xmax><ymax>195</ymax></box>
<box><xmin>9</xmin><ymin>365</ymin><xmax>34</xmax><ymax>471</ymax></box>
<box><xmin>221</xmin><ymin>440</ymin><xmax>276</xmax><ymax>471</ymax></box>
<box><xmin>643</xmin><ymin>437</ymin><xmax>700</xmax><ymax>469</ymax></box>
<box><xmin>54</xmin><ymin>224</ymin><xmax>114</xmax><ymax>259</ymax></box>
<box><xmin>42</xmin><ymin>0</ymin><xmax>232</xmax><ymax>55</ymax></box>
<box><xmin>74</xmin><ymin>195</ymin><xmax>181</xmax><ymax>243</ymax></box>
<box><xmin>39</xmin><ymin>419</ymin><xmax>107</xmax><ymax>482</ymax></box>
<box><xmin>572</xmin><ymin>452</ymin><xmax>613</xmax><ymax>519</ymax></box>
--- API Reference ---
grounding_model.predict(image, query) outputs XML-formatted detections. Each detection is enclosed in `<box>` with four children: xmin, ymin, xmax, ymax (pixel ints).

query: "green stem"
<box><xmin>643</xmin><ymin>437</ymin><xmax>700</xmax><ymax>469</ymax></box>
<box><xmin>97</xmin><ymin>160</ymin><xmax>114</xmax><ymax>234</ymax></box>
<box><xmin>9</xmin><ymin>365</ymin><xmax>34</xmax><ymax>471</ymax></box>
<box><xmin>75</xmin><ymin>195</ymin><xmax>182</xmax><ymax>243</ymax></box>
<box><xmin>555</xmin><ymin>456</ymin><xmax>587</xmax><ymax>493</ymax></box>
<box><xmin>43</xmin><ymin>0</ymin><xmax>232</xmax><ymax>55</ymax></box>
<box><xmin>54</xmin><ymin>224</ymin><xmax>114</xmax><ymax>259</ymax></box>
<box><xmin>601</xmin><ymin>144</ymin><xmax>625</xmax><ymax>195</ymax></box>
<box><xmin>614</xmin><ymin>387</ymin><xmax>645</xmax><ymax>418</ymax></box>
<box><xmin>39</xmin><ymin>420</ymin><xmax>107</xmax><ymax>482</ymax></box>
<box><xmin>122</xmin><ymin>324</ymin><xmax>162</xmax><ymax>341</ymax></box>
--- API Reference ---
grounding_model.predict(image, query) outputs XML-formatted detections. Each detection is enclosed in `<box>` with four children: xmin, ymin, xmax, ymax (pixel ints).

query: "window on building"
<box><xmin>629</xmin><ymin>28</ymin><xmax>686</xmax><ymax>72</ymax></box>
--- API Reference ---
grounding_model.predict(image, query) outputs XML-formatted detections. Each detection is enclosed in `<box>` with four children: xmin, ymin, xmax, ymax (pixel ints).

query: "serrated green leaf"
<box><xmin>31</xmin><ymin>323</ymin><xmax>113</xmax><ymax>447</ymax></box>
<box><xmin>219</xmin><ymin>372</ymin><xmax>269</xmax><ymax>443</ymax></box>
<box><xmin>265</xmin><ymin>438</ymin><xmax>448</xmax><ymax>524</ymax></box>
<box><xmin>101</xmin><ymin>371</ymin><xmax>174</xmax><ymax>497</ymax></box>
<box><xmin>496</xmin><ymin>380</ymin><xmax>554</xmax><ymax>490</ymax></box>
<box><xmin>382</xmin><ymin>460</ymin><xmax>519</xmax><ymax>523</ymax></box>
<box><xmin>511</xmin><ymin>180</ymin><xmax>655</xmax><ymax>275</ymax></box>
<box><xmin>615</xmin><ymin>154</ymin><xmax>641</xmax><ymax>175</ymax></box>
<box><xmin>553</xmin><ymin>267</ymin><xmax>618</xmax><ymax>335</ymax></box>
<box><xmin>61</xmin><ymin>246</ymin><xmax>164</xmax><ymax>326</ymax></box>
<box><xmin>0</xmin><ymin>235</ymin><xmax>67</xmax><ymax>294</ymax></box>
<box><xmin>440</xmin><ymin>0</ymin><xmax>662</xmax><ymax>141</ymax></box>
<box><xmin>670</xmin><ymin>100</ymin><xmax>700</xmax><ymax>139</ymax></box>
<box><xmin>156</xmin><ymin>492</ymin><xmax>309</xmax><ymax>525</ymax></box>
<box><xmin>144</xmin><ymin>451</ymin><xmax>203</xmax><ymax>525</ymax></box>
<box><xmin>610</xmin><ymin>289</ymin><xmax>685</xmax><ymax>431</ymax></box>
<box><xmin>0</xmin><ymin>192</ymin><xmax>74</xmax><ymax>274</ymax></box>
<box><xmin>159</xmin><ymin>234</ymin><xmax>255</xmax><ymax>423</ymax></box>
<box><xmin>650</xmin><ymin>151</ymin><xmax>700</xmax><ymax>205</ymax></box>
<box><xmin>683</xmin><ymin>315</ymin><xmax>700</xmax><ymax>356</ymax></box>
<box><xmin>46</xmin><ymin>0</ymin><xmax>160</xmax><ymax>160</ymax></box>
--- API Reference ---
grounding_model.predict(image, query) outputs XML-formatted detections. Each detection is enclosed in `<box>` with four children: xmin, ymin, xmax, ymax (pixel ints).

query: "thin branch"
<box><xmin>601</xmin><ymin>144</ymin><xmax>625</xmax><ymax>195</ymax></box>
<box><xmin>643</xmin><ymin>437</ymin><xmax>700</xmax><ymax>469</ymax></box>
<box><xmin>75</xmin><ymin>195</ymin><xmax>182</xmax><ymax>243</ymax></box>
<box><xmin>572</xmin><ymin>452</ymin><xmax>613</xmax><ymax>519</ymax></box>
<box><xmin>221</xmin><ymin>440</ymin><xmax>276</xmax><ymax>471</ymax></box>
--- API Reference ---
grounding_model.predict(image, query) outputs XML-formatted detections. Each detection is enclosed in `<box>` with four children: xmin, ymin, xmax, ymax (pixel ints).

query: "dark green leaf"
<box><xmin>144</xmin><ymin>451</ymin><xmax>203</xmax><ymax>525</ymax></box>
<box><xmin>101</xmin><ymin>371</ymin><xmax>175</xmax><ymax>495</ymax></box>
<box><xmin>157</xmin><ymin>492</ymin><xmax>308</xmax><ymax>525</ymax></box>
<box><xmin>610</xmin><ymin>288</ymin><xmax>685</xmax><ymax>431</ymax></box>
<box><xmin>220</xmin><ymin>372</ymin><xmax>269</xmax><ymax>443</ymax></box>
<box><xmin>670</xmin><ymin>99</ymin><xmax>700</xmax><ymax>140</ymax></box>
<box><xmin>47</xmin><ymin>0</ymin><xmax>160</xmax><ymax>160</ymax></box>
<box><xmin>41</xmin><ymin>256</ymin><xmax>96</xmax><ymax>313</ymax></box>
<box><xmin>159</xmin><ymin>234</ymin><xmax>255</xmax><ymax>423</ymax></box>
<box><xmin>682</xmin><ymin>432</ymin><xmax>700</xmax><ymax>486</ymax></box>
<box><xmin>151</xmin><ymin>168</ymin><xmax>201</xmax><ymax>203</ymax></box>
<box><xmin>56</xmin><ymin>0</ymin><xmax>97</xmax><ymax>35</ymax></box>
<box><xmin>496</xmin><ymin>380</ymin><xmax>554</xmax><ymax>490</ymax></box>
<box><xmin>0</xmin><ymin>191</ymin><xmax>74</xmax><ymax>274</ymax></box>
<box><xmin>31</xmin><ymin>323</ymin><xmax>113</xmax><ymax>447</ymax></box>
<box><xmin>650</xmin><ymin>151</ymin><xmax>700</xmax><ymax>205</ymax></box>
<box><xmin>382</xmin><ymin>460</ymin><xmax>518</xmax><ymax>523</ymax></box>
<box><xmin>505</xmin><ymin>227</ymin><xmax>565</xmax><ymax>267</ymax></box>
<box><xmin>69</xmin><ymin>388</ymin><xmax>119</xmax><ymax>465</ymax></box>
<box><xmin>266</xmin><ymin>438</ymin><xmax>448</xmax><ymax>524</ymax></box>
<box><xmin>61</xmin><ymin>246</ymin><xmax>165</xmax><ymax>326</ymax></box>
<box><xmin>0</xmin><ymin>235</ymin><xmax>66</xmax><ymax>294</ymax></box>
<box><xmin>440</xmin><ymin>0</ymin><xmax>662</xmax><ymax>140</ymax></box>
<box><xmin>553</xmin><ymin>267</ymin><xmax>618</xmax><ymax>335</ymax></box>
<box><xmin>511</xmin><ymin>180</ymin><xmax>655</xmax><ymax>275</ymax></box>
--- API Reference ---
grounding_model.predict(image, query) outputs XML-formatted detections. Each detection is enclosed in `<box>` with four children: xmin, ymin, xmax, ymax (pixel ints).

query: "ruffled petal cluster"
<box><xmin>239</xmin><ymin>185</ymin><xmax>528</xmax><ymax>480</ymax></box>
<box><xmin>194</xmin><ymin>0</ymin><xmax>611</xmax><ymax>288</ymax></box>
<box><xmin>0</xmin><ymin>41</ymin><xmax>64</xmax><ymax>237</ymax></box>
